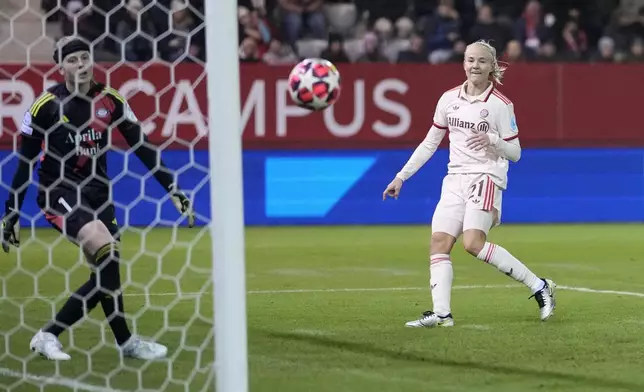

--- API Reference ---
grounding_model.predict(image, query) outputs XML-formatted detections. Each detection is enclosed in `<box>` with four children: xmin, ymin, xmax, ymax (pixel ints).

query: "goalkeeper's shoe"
<box><xmin>405</xmin><ymin>311</ymin><xmax>454</xmax><ymax>328</ymax></box>
<box><xmin>531</xmin><ymin>278</ymin><xmax>556</xmax><ymax>321</ymax></box>
<box><xmin>29</xmin><ymin>330</ymin><xmax>71</xmax><ymax>361</ymax></box>
<box><xmin>120</xmin><ymin>336</ymin><xmax>168</xmax><ymax>360</ymax></box>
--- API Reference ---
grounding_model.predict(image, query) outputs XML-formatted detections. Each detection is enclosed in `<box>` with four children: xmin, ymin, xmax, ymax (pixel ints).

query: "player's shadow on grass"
<box><xmin>261</xmin><ymin>329</ymin><xmax>643</xmax><ymax>391</ymax></box>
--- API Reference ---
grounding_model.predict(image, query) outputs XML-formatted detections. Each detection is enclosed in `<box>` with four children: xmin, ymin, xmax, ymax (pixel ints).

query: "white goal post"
<box><xmin>207</xmin><ymin>0</ymin><xmax>249</xmax><ymax>391</ymax></box>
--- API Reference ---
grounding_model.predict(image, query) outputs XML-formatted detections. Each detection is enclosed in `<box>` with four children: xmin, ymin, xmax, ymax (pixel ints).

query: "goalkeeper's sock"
<box><xmin>477</xmin><ymin>242</ymin><xmax>545</xmax><ymax>293</ymax></box>
<box><xmin>43</xmin><ymin>277</ymin><xmax>101</xmax><ymax>337</ymax></box>
<box><xmin>95</xmin><ymin>244</ymin><xmax>132</xmax><ymax>346</ymax></box>
<box><xmin>430</xmin><ymin>254</ymin><xmax>453</xmax><ymax>316</ymax></box>
<box><xmin>100</xmin><ymin>293</ymin><xmax>131</xmax><ymax>346</ymax></box>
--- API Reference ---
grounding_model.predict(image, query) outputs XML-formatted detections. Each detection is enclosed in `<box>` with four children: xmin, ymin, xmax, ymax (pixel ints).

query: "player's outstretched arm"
<box><xmin>2</xmin><ymin>96</ymin><xmax>53</xmax><ymax>252</ymax></box>
<box><xmin>118</xmin><ymin>122</ymin><xmax>196</xmax><ymax>227</ymax></box>
<box><xmin>383</xmin><ymin>125</ymin><xmax>446</xmax><ymax>200</ymax></box>
<box><xmin>1</xmin><ymin>132</ymin><xmax>43</xmax><ymax>252</ymax></box>
<box><xmin>111</xmin><ymin>95</ymin><xmax>196</xmax><ymax>227</ymax></box>
<box><xmin>396</xmin><ymin>125</ymin><xmax>447</xmax><ymax>181</ymax></box>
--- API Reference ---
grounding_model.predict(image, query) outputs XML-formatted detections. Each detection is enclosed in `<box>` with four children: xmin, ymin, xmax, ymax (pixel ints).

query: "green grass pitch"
<box><xmin>1</xmin><ymin>224</ymin><xmax>644</xmax><ymax>391</ymax></box>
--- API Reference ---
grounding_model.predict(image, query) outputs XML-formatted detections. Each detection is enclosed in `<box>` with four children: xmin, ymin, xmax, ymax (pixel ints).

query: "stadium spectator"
<box><xmin>602</xmin><ymin>2</ymin><xmax>644</xmax><ymax>51</ymax></box>
<box><xmin>468</xmin><ymin>4</ymin><xmax>511</xmax><ymax>55</ymax></box>
<box><xmin>535</xmin><ymin>40</ymin><xmax>560</xmax><ymax>62</ymax></box>
<box><xmin>116</xmin><ymin>0</ymin><xmax>157</xmax><ymax>61</ymax></box>
<box><xmin>356</xmin><ymin>31</ymin><xmax>388</xmax><ymax>63</ymax></box>
<box><xmin>354</xmin><ymin>0</ymin><xmax>409</xmax><ymax>27</ymax></box>
<box><xmin>158</xmin><ymin>0</ymin><xmax>204</xmax><ymax>62</ymax></box>
<box><xmin>60</xmin><ymin>0</ymin><xmax>119</xmax><ymax>61</ymax></box>
<box><xmin>424</xmin><ymin>0</ymin><xmax>461</xmax><ymax>64</ymax></box>
<box><xmin>320</xmin><ymin>33</ymin><xmax>351</xmax><ymax>63</ymax></box>
<box><xmin>262</xmin><ymin>38</ymin><xmax>299</xmax><ymax>65</ymax></box>
<box><xmin>395</xmin><ymin>17</ymin><xmax>415</xmax><ymax>40</ymax></box>
<box><xmin>562</xmin><ymin>7</ymin><xmax>602</xmax><ymax>49</ymax></box>
<box><xmin>29</xmin><ymin>0</ymin><xmax>644</xmax><ymax>65</ymax></box>
<box><xmin>560</xmin><ymin>19</ymin><xmax>589</xmax><ymax>61</ymax></box>
<box><xmin>615</xmin><ymin>0</ymin><xmax>644</xmax><ymax>26</ymax></box>
<box><xmin>622</xmin><ymin>6</ymin><xmax>644</xmax><ymax>45</ymax></box>
<box><xmin>42</xmin><ymin>0</ymin><xmax>61</xmax><ymax>21</ymax></box>
<box><xmin>447</xmin><ymin>39</ymin><xmax>466</xmax><ymax>62</ymax></box>
<box><xmin>278</xmin><ymin>0</ymin><xmax>327</xmax><ymax>46</ymax></box>
<box><xmin>502</xmin><ymin>39</ymin><xmax>525</xmax><ymax>63</ymax></box>
<box><xmin>625</xmin><ymin>37</ymin><xmax>644</xmax><ymax>62</ymax></box>
<box><xmin>514</xmin><ymin>0</ymin><xmax>553</xmax><ymax>59</ymax></box>
<box><xmin>591</xmin><ymin>36</ymin><xmax>618</xmax><ymax>62</ymax></box>
<box><xmin>60</xmin><ymin>1</ymin><xmax>99</xmax><ymax>46</ymax></box>
<box><xmin>239</xmin><ymin>37</ymin><xmax>261</xmax><ymax>62</ymax></box>
<box><xmin>397</xmin><ymin>33</ymin><xmax>428</xmax><ymax>63</ymax></box>
<box><xmin>238</xmin><ymin>5</ymin><xmax>274</xmax><ymax>56</ymax></box>
<box><xmin>372</xmin><ymin>17</ymin><xmax>405</xmax><ymax>63</ymax></box>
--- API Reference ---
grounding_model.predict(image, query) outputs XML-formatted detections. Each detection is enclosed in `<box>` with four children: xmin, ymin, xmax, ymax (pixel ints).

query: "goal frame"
<box><xmin>206</xmin><ymin>1</ymin><xmax>249</xmax><ymax>391</ymax></box>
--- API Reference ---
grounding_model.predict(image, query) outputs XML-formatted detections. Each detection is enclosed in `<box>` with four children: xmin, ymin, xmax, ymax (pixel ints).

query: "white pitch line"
<box><xmin>0</xmin><ymin>285</ymin><xmax>518</xmax><ymax>301</ymax></box>
<box><xmin>0</xmin><ymin>367</ymin><xmax>128</xmax><ymax>392</ymax></box>
<box><xmin>0</xmin><ymin>292</ymin><xmax>205</xmax><ymax>301</ymax></box>
<box><xmin>246</xmin><ymin>284</ymin><xmax>518</xmax><ymax>295</ymax></box>
<box><xmin>248</xmin><ymin>285</ymin><xmax>644</xmax><ymax>298</ymax></box>
<box><xmin>3</xmin><ymin>284</ymin><xmax>644</xmax><ymax>301</ymax></box>
<box><xmin>558</xmin><ymin>285</ymin><xmax>644</xmax><ymax>298</ymax></box>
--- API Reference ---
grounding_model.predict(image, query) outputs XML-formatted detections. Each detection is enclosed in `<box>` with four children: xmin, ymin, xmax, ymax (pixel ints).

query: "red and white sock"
<box><xmin>430</xmin><ymin>253</ymin><xmax>453</xmax><ymax>316</ymax></box>
<box><xmin>477</xmin><ymin>242</ymin><xmax>545</xmax><ymax>293</ymax></box>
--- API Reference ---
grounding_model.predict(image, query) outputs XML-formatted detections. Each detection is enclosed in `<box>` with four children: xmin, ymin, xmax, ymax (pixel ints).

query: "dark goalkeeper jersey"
<box><xmin>9</xmin><ymin>81</ymin><xmax>175</xmax><ymax>211</ymax></box>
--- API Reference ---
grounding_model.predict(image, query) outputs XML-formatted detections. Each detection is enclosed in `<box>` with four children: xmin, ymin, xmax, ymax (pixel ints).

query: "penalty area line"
<box><xmin>0</xmin><ymin>367</ymin><xmax>129</xmax><ymax>392</ymax></box>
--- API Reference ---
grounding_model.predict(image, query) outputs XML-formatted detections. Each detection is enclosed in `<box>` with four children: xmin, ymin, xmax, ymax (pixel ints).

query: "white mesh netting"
<box><xmin>0</xmin><ymin>1</ymin><xmax>214</xmax><ymax>391</ymax></box>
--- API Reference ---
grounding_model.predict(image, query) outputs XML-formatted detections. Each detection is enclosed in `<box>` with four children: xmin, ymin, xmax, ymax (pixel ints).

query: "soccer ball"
<box><xmin>287</xmin><ymin>58</ymin><xmax>341</xmax><ymax>111</ymax></box>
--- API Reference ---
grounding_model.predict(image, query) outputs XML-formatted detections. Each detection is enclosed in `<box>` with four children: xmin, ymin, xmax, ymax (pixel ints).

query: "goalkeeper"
<box><xmin>1</xmin><ymin>36</ymin><xmax>195</xmax><ymax>361</ymax></box>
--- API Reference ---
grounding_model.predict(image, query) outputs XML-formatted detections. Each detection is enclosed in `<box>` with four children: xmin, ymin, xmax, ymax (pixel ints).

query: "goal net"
<box><xmin>0</xmin><ymin>1</ymin><xmax>216</xmax><ymax>391</ymax></box>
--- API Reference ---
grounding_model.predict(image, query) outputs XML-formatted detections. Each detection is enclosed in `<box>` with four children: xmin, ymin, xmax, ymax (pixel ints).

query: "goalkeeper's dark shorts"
<box><xmin>36</xmin><ymin>187</ymin><xmax>120</xmax><ymax>241</ymax></box>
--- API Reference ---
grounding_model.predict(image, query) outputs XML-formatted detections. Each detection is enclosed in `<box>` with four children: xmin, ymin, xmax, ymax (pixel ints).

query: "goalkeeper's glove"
<box><xmin>170</xmin><ymin>186</ymin><xmax>195</xmax><ymax>228</ymax></box>
<box><xmin>1</xmin><ymin>203</ymin><xmax>20</xmax><ymax>253</ymax></box>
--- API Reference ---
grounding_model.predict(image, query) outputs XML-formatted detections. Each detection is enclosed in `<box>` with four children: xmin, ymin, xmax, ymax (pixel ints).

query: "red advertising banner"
<box><xmin>0</xmin><ymin>62</ymin><xmax>641</xmax><ymax>149</ymax></box>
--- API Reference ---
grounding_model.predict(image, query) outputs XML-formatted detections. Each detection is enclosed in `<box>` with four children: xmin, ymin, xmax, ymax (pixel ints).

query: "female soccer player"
<box><xmin>1</xmin><ymin>37</ymin><xmax>195</xmax><ymax>359</ymax></box>
<box><xmin>383</xmin><ymin>40</ymin><xmax>556</xmax><ymax>328</ymax></box>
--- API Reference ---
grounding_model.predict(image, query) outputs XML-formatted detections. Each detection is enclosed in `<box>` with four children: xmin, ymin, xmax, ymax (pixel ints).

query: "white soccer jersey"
<box><xmin>433</xmin><ymin>82</ymin><xmax>519</xmax><ymax>189</ymax></box>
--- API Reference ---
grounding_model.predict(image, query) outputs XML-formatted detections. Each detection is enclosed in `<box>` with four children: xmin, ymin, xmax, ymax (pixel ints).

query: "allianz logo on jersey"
<box><xmin>66</xmin><ymin>128</ymin><xmax>103</xmax><ymax>156</ymax></box>
<box><xmin>448</xmin><ymin>116</ymin><xmax>475</xmax><ymax>130</ymax></box>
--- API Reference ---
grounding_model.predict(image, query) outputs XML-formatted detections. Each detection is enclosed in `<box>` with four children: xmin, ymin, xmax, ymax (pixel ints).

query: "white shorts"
<box><xmin>431</xmin><ymin>173</ymin><xmax>503</xmax><ymax>238</ymax></box>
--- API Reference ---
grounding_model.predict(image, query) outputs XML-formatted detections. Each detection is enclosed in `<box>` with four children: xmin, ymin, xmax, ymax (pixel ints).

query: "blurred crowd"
<box><xmin>42</xmin><ymin>0</ymin><xmax>206</xmax><ymax>62</ymax></box>
<box><xmin>41</xmin><ymin>0</ymin><xmax>644</xmax><ymax>65</ymax></box>
<box><xmin>238</xmin><ymin>0</ymin><xmax>644</xmax><ymax>65</ymax></box>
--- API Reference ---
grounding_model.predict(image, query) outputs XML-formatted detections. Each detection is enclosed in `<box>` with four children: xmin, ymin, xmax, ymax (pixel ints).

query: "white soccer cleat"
<box><xmin>120</xmin><ymin>336</ymin><xmax>168</xmax><ymax>360</ymax></box>
<box><xmin>29</xmin><ymin>330</ymin><xmax>71</xmax><ymax>361</ymax></box>
<box><xmin>531</xmin><ymin>278</ymin><xmax>556</xmax><ymax>321</ymax></box>
<box><xmin>405</xmin><ymin>311</ymin><xmax>454</xmax><ymax>328</ymax></box>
